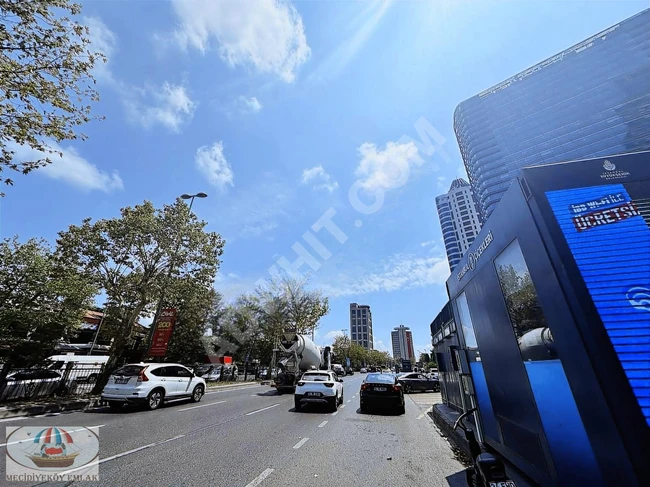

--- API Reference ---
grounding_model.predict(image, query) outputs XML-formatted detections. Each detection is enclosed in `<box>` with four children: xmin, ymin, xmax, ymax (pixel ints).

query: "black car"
<box><xmin>396</xmin><ymin>372</ymin><xmax>440</xmax><ymax>393</ymax></box>
<box><xmin>359</xmin><ymin>373</ymin><xmax>405</xmax><ymax>414</ymax></box>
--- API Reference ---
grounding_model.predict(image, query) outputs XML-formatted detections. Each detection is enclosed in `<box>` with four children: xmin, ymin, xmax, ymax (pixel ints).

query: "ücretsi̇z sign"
<box><xmin>148</xmin><ymin>308</ymin><xmax>177</xmax><ymax>357</ymax></box>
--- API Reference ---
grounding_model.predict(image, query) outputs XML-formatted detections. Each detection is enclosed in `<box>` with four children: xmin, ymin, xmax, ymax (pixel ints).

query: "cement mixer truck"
<box><xmin>272</xmin><ymin>333</ymin><xmax>331</xmax><ymax>393</ymax></box>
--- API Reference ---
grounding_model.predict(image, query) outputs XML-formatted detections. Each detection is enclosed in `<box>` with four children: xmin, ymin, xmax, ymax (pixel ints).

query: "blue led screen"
<box><xmin>546</xmin><ymin>183</ymin><xmax>650</xmax><ymax>426</ymax></box>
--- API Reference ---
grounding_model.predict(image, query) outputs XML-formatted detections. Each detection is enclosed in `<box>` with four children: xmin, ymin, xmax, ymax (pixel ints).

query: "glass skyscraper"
<box><xmin>454</xmin><ymin>9</ymin><xmax>650</xmax><ymax>219</ymax></box>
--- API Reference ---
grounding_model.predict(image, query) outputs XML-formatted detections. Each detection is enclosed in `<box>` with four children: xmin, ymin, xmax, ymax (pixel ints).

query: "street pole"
<box><xmin>144</xmin><ymin>192</ymin><xmax>207</xmax><ymax>358</ymax></box>
<box><xmin>88</xmin><ymin>311</ymin><xmax>105</xmax><ymax>355</ymax></box>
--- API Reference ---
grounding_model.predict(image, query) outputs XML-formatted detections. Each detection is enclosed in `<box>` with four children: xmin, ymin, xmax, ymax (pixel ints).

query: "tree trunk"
<box><xmin>0</xmin><ymin>361</ymin><xmax>12</xmax><ymax>399</ymax></box>
<box><xmin>92</xmin><ymin>304</ymin><xmax>145</xmax><ymax>395</ymax></box>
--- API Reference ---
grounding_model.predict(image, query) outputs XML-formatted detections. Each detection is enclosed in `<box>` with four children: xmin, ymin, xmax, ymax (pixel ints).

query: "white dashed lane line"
<box><xmin>416</xmin><ymin>413</ymin><xmax>425</xmax><ymax>420</ymax></box>
<box><xmin>178</xmin><ymin>400</ymin><xmax>226</xmax><ymax>412</ymax></box>
<box><xmin>340</xmin><ymin>404</ymin><xmax>346</xmax><ymax>409</ymax></box>
<box><xmin>293</xmin><ymin>438</ymin><xmax>309</xmax><ymax>449</ymax></box>
<box><xmin>244</xmin><ymin>468</ymin><xmax>274</xmax><ymax>487</ymax></box>
<box><xmin>346</xmin><ymin>400</ymin><xmax>351</xmax><ymax>403</ymax></box>
<box><xmin>331</xmin><ymin>411</ymin><xmax>338</xmax><ymax>416</ymax></box>
<box><xmin>318</xmin><ymin>421</ymin><xmax>328</xmax><ymax>428</ymax></box>
<box><xmin>245</xmin><ymin>404</ymin><xmax>280</xmax><ymax>416</ymax></box>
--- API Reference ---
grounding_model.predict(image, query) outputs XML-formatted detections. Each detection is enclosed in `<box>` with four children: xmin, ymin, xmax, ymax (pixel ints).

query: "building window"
<box><xmin>456</xmin><ymin>292</ymin><xmax>478</xmax><ymax>350</ymax></box>
<box><xmin>494</xmin><ymin>240</ymin><xmax>556</xmax><ymax>362</ymax></box>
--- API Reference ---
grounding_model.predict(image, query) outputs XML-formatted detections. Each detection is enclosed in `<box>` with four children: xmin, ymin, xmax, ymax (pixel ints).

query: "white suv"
<box><xmin>294</xmin><ymin>370</ymin><xmax>343</xmax><ymax>412</ymax></box>
<box><xmin>101</xmin><ymin>363</ymin><xmax>206</xmax><ymax>411</ymax></box>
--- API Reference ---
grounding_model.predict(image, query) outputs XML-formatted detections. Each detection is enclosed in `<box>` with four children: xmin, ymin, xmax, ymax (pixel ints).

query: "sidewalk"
<box><xmin>429</xmin><ymin>400</ymin><xmax>534</xmax><ymax>487</ymax></box>
<box><xmin>0</xmin><ymin>381</ymin><xmax>259</xmax><ymax>420</ymax></box>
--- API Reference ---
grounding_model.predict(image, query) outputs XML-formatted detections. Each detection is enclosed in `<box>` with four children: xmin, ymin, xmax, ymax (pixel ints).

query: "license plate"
<box><xmin>489</xmin><ymin>481</ymin><xmax>517</xmax><ymax>487</ymax></box>
<box><xmin>306</xmin><ymin>392</ymin><xmax>320</xmax><ymax>397</ymax></box>
<box><xmin>114</xmin><ymin>377</ymin><xmax>130</xmax><ymax>384</ymax></box>
<box><xmin>375</xmin><ymin>387</ymin><xmax>387</xmax><ymax>391</ymax></box>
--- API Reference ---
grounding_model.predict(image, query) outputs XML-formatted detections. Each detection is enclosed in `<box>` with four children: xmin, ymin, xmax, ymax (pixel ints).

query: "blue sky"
<box><xmin>0</xmin><ymin>0</ymin><xmax>647</xmax><ymax>355</ymax></box>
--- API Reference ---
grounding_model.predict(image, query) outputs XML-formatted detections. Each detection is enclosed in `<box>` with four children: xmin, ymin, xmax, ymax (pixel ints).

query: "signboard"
<box><xmin>346</xmin><ymin>357</ymin><xmax>350</xmax><ymax>368</ymax></box>
<box><xmin>148</xmin><ymin>308</ymin><xmax>177</xmax><ymax>357</ymax></box>
<box><xmin>546</xmin><ymin>182</ymin><xmax>650</xmax><ymax>426</ymax></box>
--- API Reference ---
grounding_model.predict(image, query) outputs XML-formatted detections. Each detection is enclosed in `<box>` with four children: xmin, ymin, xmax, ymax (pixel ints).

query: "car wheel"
<box><xmin>330</xmin><ymin>395</ymin><xmax>338</xmax><ymax>412</ymax></box>
<box><xmin>88</xmin><ymin>374</ymin><xmax>98</xmax><ymax>384</ymax></box>
<box><xmin>294</xmin><ymin>397</ymin><xmax>302</xmax><ymax>412</ymax></box>
<box><xmin>146</xmin><ymin>389</ymin><xmax>164</xmax><ymax>410</ymax></box>
<box><xmin>107</xmin><ymin>401</ymin><xmax>122</xmax><ymax>411</ymax></box>
<box><xmin>403</xmin><ymin>384</ymin><xmax>412</xmax><ymax>394</ymax></box>
<box><xmin>191</xmin><ymin>385</ymin><xmax>204</xmax><ymax>403</ymax></box>
<box><xmin>397</xmin><ymin>404</ymin><xmax>405</xmax><ymax>415</ymax></box>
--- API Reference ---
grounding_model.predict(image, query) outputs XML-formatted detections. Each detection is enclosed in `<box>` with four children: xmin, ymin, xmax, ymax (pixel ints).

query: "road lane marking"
<box><xmin>331</xmin><ymin>411</ymin><xmax>338</xmax><ymax>416</ymax></box>
<box><xmin>340</xmin><ymin>404</ymin><xmax>346</xmax><ymax>409</ymax></box>
<box><xmin>245</xmin><ymin>468</ymin><xmax>274</xmax><ymax>487</ymax></box>
<box><xmin>0</xmin><ymin>425</ymin><xmax>106</xmax><ymax>449</ymax></box>
<box><xmin>58</xmin><ymin>434</ymin><xmax>186</xmax><ymax>477</ymax></box>
<box><xmin>318</xmin><ymin>421</ymin><xmax>328</xmax><ymax>428</ymax></box>
<box><xmin>0</xmin><ymin>417</ymin><xmax>27</xmax><ymax>423</ymax></box>
<box><xmin>346</xmin><ymin>400</ymin><xmax>351</xmax><ymax>403</ymax></box>
<box><xmin>246</xmin><ymin>404</ymin><xmax>280</xmax><ymax>416</ymax></box>
<box><xmin>416</xmin><ymin>413</ymin><xmax>425</xmax><ymax>420</ymax></box>
<box><xmin>178</xmin><ymin>400</ymin><xmax>225</xmax><ymax>412</ymax></box>
<box><xmin>293</xmin><ymin>438</ymin><xmax>309</xmax><ymax>449</ymax></box>
<box><xmin>204</xmin><ymin>384</ymin><xmax>262</xmax><ymax>395</ymax></box>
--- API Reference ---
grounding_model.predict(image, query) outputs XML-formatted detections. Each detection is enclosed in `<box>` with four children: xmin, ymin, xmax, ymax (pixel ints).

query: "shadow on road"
<box><xmin>355</xmin><ymin>407</ymin><xmax>403</xmax><ymax>416</ymax></box>
<box><xmin>292</xmin><ymin>404</ymin><xmax>334</xmax><ymax>414</ymax></box>
<box><xmin>255</xmin><ymin>390</ymin><xmax>281</xmax><ymax>397</ymax></box>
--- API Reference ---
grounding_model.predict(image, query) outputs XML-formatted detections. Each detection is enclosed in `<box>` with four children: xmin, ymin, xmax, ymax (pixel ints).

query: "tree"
<box><xmin>0</xmin><ymin>236</ymin><xmax>97</xmax><ymax>390</ymax></box>
<box><xmin>56</xmin><ymin>199</ymin><xmax>224</xmax><ymax>392</ymax></box>
<box><xmin>419</xmin><ymin>352</ymin><xmax>431</xmax><ymax>364</ymax></box>
<box><xmin>0</xmin><ymin>0</ymin><xmax>107</xmax><ymax>192</ymax></box>
<box><xmin>165</xmin><ymin>278</ymin><xmax>221</xmax><ymax>365</ymax></box>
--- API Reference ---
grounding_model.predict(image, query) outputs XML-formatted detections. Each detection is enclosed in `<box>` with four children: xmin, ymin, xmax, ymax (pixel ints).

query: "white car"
<box><xmin>294</xmin><ymin>370</ymin><xmax>344</xmax><ymax>412</ymax></box>
<box><xmin>360</xmin><ymin>368</ymin><xmax>368</xmax><ymax>373</ymax></box>
<box><xmin>101</xmin><ymin>363</ymin><xmax>206</xmax><ymax>411</ymax></box>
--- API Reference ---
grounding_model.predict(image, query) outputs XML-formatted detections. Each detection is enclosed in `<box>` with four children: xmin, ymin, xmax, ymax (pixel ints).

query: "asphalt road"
<box><xmin>1</xmin><ymin>375</ymin><xmax>467</xmax><ymax>487</ymax></box>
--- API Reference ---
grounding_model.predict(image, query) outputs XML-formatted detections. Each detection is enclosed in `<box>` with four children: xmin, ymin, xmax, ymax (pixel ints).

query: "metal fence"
<box><xmin>0</xmin><ymin>363</ymin><xmax>103</xmax><ymax>402</ymax></box>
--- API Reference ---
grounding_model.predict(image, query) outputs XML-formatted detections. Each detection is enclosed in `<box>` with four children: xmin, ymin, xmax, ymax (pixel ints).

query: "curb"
<box><xmin>0</xmin><ymin>397</ymin><xmax>104</xmax><ymax>420</ymax></box>
<box><xmin>429</xmin><ymin>404</ymin><xmax>473</xmax><ymax>459</ymax></box>
<box><xmin>0</xmin><ymin>383</ymin><xmax>261</xmax><ymax>420</ymax></box>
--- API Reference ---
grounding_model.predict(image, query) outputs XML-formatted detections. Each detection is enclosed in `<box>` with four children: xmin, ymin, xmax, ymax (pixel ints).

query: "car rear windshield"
<box><xmin>112</xmin><ymin>365</ymin><xmax>144</xmax><ymax>376</ymax></box>
<box><xmin>365</xmin><ymin>373</ymin><xmax>395</xmax><ymax>384</ymax></box>
<box><xmin>302</xmin><ymin>373</ymin><xmax>331</xmax><ymax>381</ymax></box>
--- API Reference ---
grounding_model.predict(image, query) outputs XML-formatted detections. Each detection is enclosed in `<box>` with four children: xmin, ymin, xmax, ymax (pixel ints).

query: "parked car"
<box><xmin>45</xmin><ymin>354</ymin><xmax>110</xmax><ymax>383</ymax></box>
<box><xmin>193</xmin><ymin>365</ymin><xmax>222</xmax><ymax>381</ymax></box>
<box><xmin>360</xmin><ymin>373</ymin><xmax>405</xmax><ymax>414</ymax></box>
<box><xmin>359</xmin><ymin>367</ymin><xmax>368</xmax><ymax>373</ymax></box>
<box><xmin>101</xmin><ymin>363</ymin><xmax>206</xmax><ymax>411</ymax></box>
<box><xmin>294</xmin><ymin>370</ymin><xmax>344</xmax><ymax>412</ymax></box>
<box><xmin>396</xmin><ymin>372</ymin><xmax>440</xmax><ymax>393</ymax></box>
<box><xmin>0</xmin><ymin>369</ymin><xmax>78</xmax><ymax>402</ymax></box>
<box><xmin>332</xmin><ymin>364</ymin><xmax>345</xmax><ymax>376</ymax></box>
<box><xmin>345</xmin><ymin>367</ymin><xmax>354</xmax><ymax>375</ymax></box>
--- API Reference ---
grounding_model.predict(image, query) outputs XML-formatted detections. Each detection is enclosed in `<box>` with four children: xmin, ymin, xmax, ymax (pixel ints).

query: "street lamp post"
<box><xmin>145</xmin><ymin>192</ymin><xmax>208</xmax><ymax>358</ymax></box>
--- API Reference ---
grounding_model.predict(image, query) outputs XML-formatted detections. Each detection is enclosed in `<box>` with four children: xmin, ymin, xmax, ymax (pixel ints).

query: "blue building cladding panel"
<box><xmin>469</xmin><ymin>361</ymin><xmax>499</xmax><ymax>442</ymax></box>
<box><xmin>525</xmin><ymin>360</ymin><xmax>603</xmax><ymax>485</ymax></box>
<box><xmin>546</xmin><ymin>183</ymin><xmax>650</xmax><ymax>425</ymax></box>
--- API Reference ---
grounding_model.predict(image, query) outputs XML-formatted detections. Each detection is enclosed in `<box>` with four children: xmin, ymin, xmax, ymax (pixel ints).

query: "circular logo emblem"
<box><xmin>603</xmin><ymin>159</ymin><xmax>616</xmax><ymax>171</ymax></box>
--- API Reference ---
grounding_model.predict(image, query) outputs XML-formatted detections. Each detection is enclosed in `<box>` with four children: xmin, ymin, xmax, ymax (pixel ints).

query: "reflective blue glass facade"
<box><xmin>454</xmin><ymin>9</ymin><xmax>650</xmax><ymax>219</ymax></box>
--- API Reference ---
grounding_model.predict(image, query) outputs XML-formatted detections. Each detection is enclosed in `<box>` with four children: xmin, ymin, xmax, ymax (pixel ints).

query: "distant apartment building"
<box><xmin>454</xmin><ymin>9</ymin><xmax>650</xmax><ymax>220</ymax></box>
<box><xmin>436</xmin><ymin>178</ymin><xmax>483</xmax><ymax>270</ymax></box>
<box><xmin>350</xmin><ymin>303</ymin><xmax>373</xmax><ymax>350</ymax></box>
<box><xmin>391</xmin><ymin>325</ymin><xmax>415</xmax><ymax>362</ymax></box>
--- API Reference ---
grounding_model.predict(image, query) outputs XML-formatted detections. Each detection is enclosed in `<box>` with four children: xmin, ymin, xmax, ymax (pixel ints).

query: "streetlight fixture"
<box><xmin>180</xmin><ymin>192</ymin><xmax>208</xmax><ymax>211</ymax></box>
<box><xmin>145</xmin><ymin>191</ymin><xmax>208</xmax><ymax>357</ymax></box>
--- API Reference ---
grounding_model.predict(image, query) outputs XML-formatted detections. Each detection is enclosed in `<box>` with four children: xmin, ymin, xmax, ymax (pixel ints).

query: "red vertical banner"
<box><xmin>148</xmin><ymin>308</ymin><xmax>177</xmax><ymax>357</ymax></box>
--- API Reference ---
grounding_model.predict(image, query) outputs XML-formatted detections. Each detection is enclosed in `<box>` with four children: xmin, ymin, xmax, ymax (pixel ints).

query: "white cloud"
<box><xmin>301</xmin><ymin>165</ymin><xmax>338</xmax><ymax>193</ymax></box>
<box><xmin>127</xmin><ymin>83</ymin><xmax>196</xmax><ymax>133</ymax></box>
<box><xmin>320</xmin><ymin>252</ymin><xmax>450</xmax><ymax>297</ymax></box>
<box><xmin>237</xmin><ymin>96</ymin><xmax>262</xmax><ymax>114</ymax></box>
<box><xmin>374</xmin><ymin>340</ymin><xmax>389</xmax><ymax>353</ymax></box>
<box><xmin>11</xmin><ymin>142</ymin><xmax>123</xmax><ymax>193</ymax></box>
<box><xmin>172</xmin><ymin>0</ymin><xmax>311</xmax><ymax>82</ymax></box>
<box><xmin>195</xmin><ymin>141</ymin><xmax>234</xmax><ymax>191</ymax></box>
<box><xmin>355</xmin><ymin>141</ymin><xmax>422</xmax><ymax>193</ymax></box>
<box><xmin>84</xmin><ymin>17</ymin><xmax>117</xmax><ymax>84</ymax></box>
<box><xmin>436</xmin><ymin>175</ymin><xmax>447</xmax><ymax>190</ymax></box>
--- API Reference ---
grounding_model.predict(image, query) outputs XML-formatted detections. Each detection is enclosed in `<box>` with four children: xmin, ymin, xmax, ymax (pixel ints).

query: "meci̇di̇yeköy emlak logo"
<box><xmin>6</xmin><ymin>426</ymin><xmax>99</xmax><ymax>472</ymax></box>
